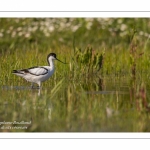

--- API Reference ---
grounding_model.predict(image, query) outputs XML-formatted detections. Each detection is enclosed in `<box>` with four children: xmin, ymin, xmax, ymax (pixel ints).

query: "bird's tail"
<box><xmin>12</xmin><ymin>70</ymin><xmax>19</xmax><ymax>73</ymax></box>
<box><xmin>12</xmin><ymin>70</ymin><xmax>25</xmax><ymax>77</ymax></box>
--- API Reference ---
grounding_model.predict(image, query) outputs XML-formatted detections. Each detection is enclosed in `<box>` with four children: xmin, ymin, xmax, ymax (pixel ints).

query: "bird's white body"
<box><xmin>12</xmin><ymin>53</ymin><xmax>66</xmax><ymax>88</ymax></box>
<box><xmin>14</xmin><ymin>66</ymin><xmax>55</xmax><ymax>87</ymax></box>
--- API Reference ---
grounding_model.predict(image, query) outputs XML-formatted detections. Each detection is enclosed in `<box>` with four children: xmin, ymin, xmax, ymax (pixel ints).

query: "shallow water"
<box><xmin>0</xmin><ymin>77</ymin><xmax>150</xmax><ymax>132</ymax></box>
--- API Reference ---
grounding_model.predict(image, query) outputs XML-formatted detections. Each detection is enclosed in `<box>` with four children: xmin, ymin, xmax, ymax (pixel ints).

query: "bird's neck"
<box><xmin>48</xmin><ymin>58</ymin><xmax>55</xmax><ymax>69</ymax></box>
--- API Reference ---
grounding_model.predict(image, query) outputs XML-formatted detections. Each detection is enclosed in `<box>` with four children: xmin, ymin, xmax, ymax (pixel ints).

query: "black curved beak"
<box><xmin>56</xmin><ymin>58</ymin><xmax>67</xmax><ymax>64</ymax></box>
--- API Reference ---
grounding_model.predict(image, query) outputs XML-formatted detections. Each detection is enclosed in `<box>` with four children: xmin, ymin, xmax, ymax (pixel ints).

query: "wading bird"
<box><xmin>12</xmin><ymin>53</ymin><xmax>66</xmax><ymax>88</ymax></box>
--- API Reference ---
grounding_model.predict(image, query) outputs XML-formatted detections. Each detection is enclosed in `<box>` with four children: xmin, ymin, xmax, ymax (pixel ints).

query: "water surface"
<box><xmin>0</xmin><ymin>77</ymin><xmax>150</xmax><ymax>132</ymax></box>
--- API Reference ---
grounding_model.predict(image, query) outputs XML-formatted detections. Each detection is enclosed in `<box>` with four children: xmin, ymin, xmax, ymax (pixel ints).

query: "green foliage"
<box><xmin>74</xmin><ymin>46</ymin><xmax>105</xmax><ymax>74</ymax></box>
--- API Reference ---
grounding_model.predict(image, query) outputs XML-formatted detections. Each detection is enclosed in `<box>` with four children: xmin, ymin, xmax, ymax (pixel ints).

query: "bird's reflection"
<box><xmin>30</xmin><ymin>87</ymin><xmax>41</xmax><ymax>96</ymax></box>
<box><xmin>31</xmin><ymin>87</ymin><xmax>52</xmax><ymax>121</ymax></box>
<box><xmin>48</xmin><ymin>106</ymin><xmax>52</xmax><ymax>120</ymax></box>
<box><xmin>38</xmin><ymin>88</ymin><xmax>41</xmax><ymax>96</ymax></box>
<box><xmin>46</xmin><ymin>96</ymin><xmax>52</xmax><ymax>121</ymax></box>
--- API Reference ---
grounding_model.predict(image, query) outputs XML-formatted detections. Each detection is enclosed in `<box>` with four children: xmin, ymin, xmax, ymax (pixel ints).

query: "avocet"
<box><xmin>12</xmin><ymin>53</ymin><xmax>66</xmax><ymax>88</ymax></box>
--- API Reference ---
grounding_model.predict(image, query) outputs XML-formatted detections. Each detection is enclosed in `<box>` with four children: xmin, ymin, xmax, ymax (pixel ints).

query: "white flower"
<box><xmin>25</xmin><ymin>33</ymin><xmax>30</xmax><ymax>38</ymax></box>
<box><xmin>120</xmin><ymin>24</ymin><xmax>127</xmax><ymax>31</ymax></box>
<box><xmin>0</xmin><ymin>33</ymin><xmax>3</xmax><ymax>37</ymax></box>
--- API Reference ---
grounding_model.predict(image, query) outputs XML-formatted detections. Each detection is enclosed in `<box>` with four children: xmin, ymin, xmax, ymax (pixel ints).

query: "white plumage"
<box><xmin>12</xmin><ymin>53</ymin><xmax>66</xmax><ymax>88</ymax></box>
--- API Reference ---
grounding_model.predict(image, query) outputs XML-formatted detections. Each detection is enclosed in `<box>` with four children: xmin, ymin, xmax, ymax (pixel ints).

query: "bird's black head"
<box><xmin>47</xmin><ymin>52</ymin><xmax>67</xmax><ymax>65</ymax></box>
<box><xmin>48</xmin><ymin>53</ymin><xmax>57</xmax><ymax>59</ymax></box>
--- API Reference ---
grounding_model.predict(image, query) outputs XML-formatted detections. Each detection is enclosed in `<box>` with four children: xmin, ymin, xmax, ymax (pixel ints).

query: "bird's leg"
<box><xmin>31</xmin><ymin>83</ymin><xmax>34</xmax><ymax>89</ymax></box>
<box><xmin>38</xmin><ymin>82</ymin><xmax>41</xmax><ymax>89</ymax></box>
<box><xmin>38</xmin><ymin>88</ymin><xmax>41</xmax><ymax>96</ymax></box>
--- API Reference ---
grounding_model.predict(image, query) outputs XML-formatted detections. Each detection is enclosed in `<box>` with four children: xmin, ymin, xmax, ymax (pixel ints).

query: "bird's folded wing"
<box><xmin>24</xmin><ymin>67</ymin><xmax>48</xmax><ymax>76</ymax></box>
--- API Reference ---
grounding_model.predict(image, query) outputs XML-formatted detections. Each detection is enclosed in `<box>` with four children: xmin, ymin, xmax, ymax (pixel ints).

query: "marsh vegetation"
<box><xmin>1</xmin><ymin>18</ymin><xmax>150</xmax><ymax>132</ymax></box>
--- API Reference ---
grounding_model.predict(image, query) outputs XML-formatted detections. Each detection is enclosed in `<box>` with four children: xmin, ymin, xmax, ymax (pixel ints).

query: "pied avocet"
<box><xmin>12</xmin><ymin>53</ymin><xmax>66</xmax><ymax>88</ymax></box>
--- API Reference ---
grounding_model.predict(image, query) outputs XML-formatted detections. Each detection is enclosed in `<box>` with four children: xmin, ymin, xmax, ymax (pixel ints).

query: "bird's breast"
<box><xmin>40</xmin><ymin>68</ymin><xmax>55</xmax><ymax>82</ymax></box>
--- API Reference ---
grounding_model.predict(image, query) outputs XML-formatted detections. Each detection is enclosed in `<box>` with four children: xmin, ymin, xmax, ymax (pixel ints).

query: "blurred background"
<box><xmin>0</xmin><ymin>18</ymin><xmax>150</xmax><ymax>53</ymax></box>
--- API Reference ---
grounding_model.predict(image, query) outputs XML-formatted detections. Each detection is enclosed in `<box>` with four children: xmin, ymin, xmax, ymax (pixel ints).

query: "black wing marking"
<box><xmin>13</xmin><ymin>67</ymin><xmax>48</xmax><ymax>76</ymax></box>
